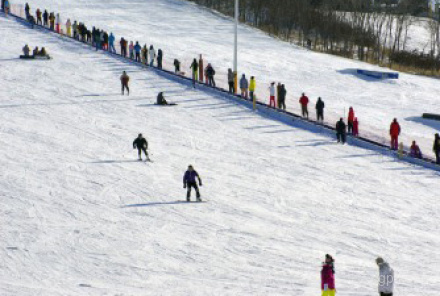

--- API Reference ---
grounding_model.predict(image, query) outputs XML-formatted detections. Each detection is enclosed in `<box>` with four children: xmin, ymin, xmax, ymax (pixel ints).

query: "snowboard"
<box><xmin>154</xmin><ymin>103</ymin><xmax>178</xmax><ymax>106</ymax></box>
<box><xmin>177</xmin><ymin>200</ymin><xmax>207</xmax><ymax>203</ymax></box>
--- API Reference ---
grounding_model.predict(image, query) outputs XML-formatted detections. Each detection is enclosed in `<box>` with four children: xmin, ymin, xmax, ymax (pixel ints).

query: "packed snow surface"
<box><xmin>1</xmin><ymin>2</ymin><xmax>440</xmax><ymax>296</ymax></box>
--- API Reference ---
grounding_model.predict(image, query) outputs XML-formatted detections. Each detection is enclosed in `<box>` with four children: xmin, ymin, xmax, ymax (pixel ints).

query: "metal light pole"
<box><xmin>233</xmin><ymin>0</ymin><xmax>239</xmax><ymax>94</ymax></box>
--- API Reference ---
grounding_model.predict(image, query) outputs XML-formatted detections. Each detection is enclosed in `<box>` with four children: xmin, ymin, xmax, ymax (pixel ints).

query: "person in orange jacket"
<box><xmin>353</xmin><ymin>117</ymin><xmax>359</xmax><ymax>136</ymax></box>
<box><xmin>347</xmin><ymin>107</ymin><xmax>355</xmax><ymax>134</ymax></box>
<box><xmin>389</xmin><ymin>118</ymin><xmax>401</xmax><ymax>150</ymax></box>
<box><xmin>299</xmin><ymin>93</ymin><xmax>309</xmax><ymax>118</ymax></box>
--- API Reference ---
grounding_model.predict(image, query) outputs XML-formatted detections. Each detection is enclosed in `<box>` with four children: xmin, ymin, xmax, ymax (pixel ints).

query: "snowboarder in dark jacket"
<box><xmin>433</xmin><ymin>133</ymin><xmax>440</xmax><ymax>164</ymax></box>
<box><xmin>183</xmin><ymin>165</ymin><xmax>202</xmax><ymax>202</ymax></box>
<box><xmin>157</xmin><ymin>49</ymin><xmax>163</xmax><ymax>69</ymax></box>
<box><xmin>156</xmin><ymin>92</ymin><xmax>168</xmax><ymax>105</ymax></box>
<box><xmin>133</xmin><ymin>133</ymin><xmax>149</xmax><ymax>161</ymax></box>
<box><xmin>316</xmin><ymin>97</ymin><xmax>325</xmax><ymax>122</ymax></box>
<box><xmin>174</xmin><ymin>59</ymin><xmax>181</xmax><ymax>73</ymax></box>
<box><xmin>336</xmin><ymin>118</ymin><xmax>346</xmax><ymax>144</ymax></box>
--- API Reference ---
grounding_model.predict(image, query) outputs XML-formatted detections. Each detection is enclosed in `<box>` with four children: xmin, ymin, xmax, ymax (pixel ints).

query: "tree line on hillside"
<box><xmin>186</xmin><ymin>0</ymin><xmax>440</xmax><ymax>75</ymax></box>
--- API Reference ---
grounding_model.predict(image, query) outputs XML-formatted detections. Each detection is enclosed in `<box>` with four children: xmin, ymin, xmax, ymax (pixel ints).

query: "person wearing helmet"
<box><xmin>133</xmin><ymin>133</ymin><xmax>149</xmax><ymax>161</ymax></box>
<box><xmin>183</xmin><ymin>165</ymin><xmax>202</xmax><ymax>202</ymax></box>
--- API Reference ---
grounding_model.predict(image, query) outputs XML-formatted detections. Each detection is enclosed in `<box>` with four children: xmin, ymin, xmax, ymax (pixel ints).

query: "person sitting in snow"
<box><xmin>410</xmin><ymin>141</ymin><xmax>422</xmax><ymax>159</ymax></box>
<box><xmin>156</xmin><ymin>92</ymin><xmax>168</xmax><ymax>105</ymax></box>
<box><xmin>22</xmin><ymin>44</ymin><xmax>30</xmax><ymax>57</ymax></box>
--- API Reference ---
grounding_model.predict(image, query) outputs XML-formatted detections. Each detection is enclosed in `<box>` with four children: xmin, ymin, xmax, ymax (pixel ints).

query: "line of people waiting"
<box><xmin>14</xmin><ymin>4</ymin><xmax>440</xmax><ymax>165</ymax></box>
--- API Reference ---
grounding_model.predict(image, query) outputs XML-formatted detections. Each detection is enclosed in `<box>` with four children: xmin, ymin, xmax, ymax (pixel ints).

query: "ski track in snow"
<box><xmin>0</xmin><ymin>4</ymin><xmax>440</xmax><ymax>296</ymax></box>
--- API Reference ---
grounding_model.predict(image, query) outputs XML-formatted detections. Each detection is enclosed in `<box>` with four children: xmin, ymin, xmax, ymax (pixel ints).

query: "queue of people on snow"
<box><xmin>11</xmin><ymin>4</ymin><xmax>440</xmax><ymax>165</ymax></box>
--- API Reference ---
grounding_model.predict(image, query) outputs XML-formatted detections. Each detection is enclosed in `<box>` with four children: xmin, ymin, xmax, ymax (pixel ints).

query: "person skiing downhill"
<box><xmin>433</xmin><ymin>133</ymin><xmax>440</xmax><ymax>164</ymax></box>
<box><xmin>376</xmin><ymin>257</ymin><xmax>394</xmax><ymax>296</ymax></box>
<box><xmin>299</xmin><ymin>93</ymin><xmax>309</xmax><ymax>118</ymax></box>
<box><xmin>316</xmin><ymin>97</ymin><xmax>325</xmax><ymax>122</ymax></box>
<box><xmin>321</xmin><ymin>254</ymin><xmax>336</xmax><ymax>296</ymax></box>
<box><xmin>389</xmin><ymin>118</ymin><xmax>401</xmax><ymax>150</ymax></box>
<box><xmin>120</xmin><ymin>71</ymin><xmax>130</xmax><ymax>96</ymax></box>
<box><xmin>133</xmin><ymin>133</ymin><xmax>149</xmax><ymax>161</ymax></box>
<box><xmin>336</xmin><ymin>118</ymin><xmax>346</xmax><ymax>144</ymax></box>
<box><xmin>183</xmin><ymin>165</ymin><xmax>202</xmax><ymax>202</ymax></box>
<box><xmin>347</xmin><ymin>107</ymin><xmax>355</xmax><ymax>134</ymax></box>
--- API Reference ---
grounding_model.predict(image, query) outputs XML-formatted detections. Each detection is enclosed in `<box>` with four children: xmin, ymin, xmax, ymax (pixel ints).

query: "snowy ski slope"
<box><xmin>1</xmin><ymin>6</ymin><xmax>440</xmax><ymax>296</ymax></box>
<box><xmin>22</xmin><ymin>0</ymin><xmax>440</xmax><ymax>158</ymax></box>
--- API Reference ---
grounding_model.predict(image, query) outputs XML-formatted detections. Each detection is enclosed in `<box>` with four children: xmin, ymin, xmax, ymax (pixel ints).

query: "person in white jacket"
<box><xmin>149</xmin><ymin>45</ymin><xmax>155</xmax><ymax>67</ymax></box>
<box><xmin>376</xmin><ymin>257</ymin><xmax>394</xmax><ymax>296</ymax></box>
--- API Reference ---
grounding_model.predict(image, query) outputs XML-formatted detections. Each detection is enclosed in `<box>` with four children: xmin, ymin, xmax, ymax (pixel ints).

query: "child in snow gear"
<box><xmin>156</xmin><ymin>92</ymin><xmax>168</xmax><ymax>105</ymax></box>
<box><xmin>183</xmin><ymin>165</ymin><xmax>202</xmax><ymax>202</ymax></box>
<box><xmin>133</xmin><ymin>134</ymin><xmax>149</xmax><ymax>161</ymax></box>
<box><xmin>321</xmin><ymin>254</ymin><xmax>336</xmax><ymax>296</ymax></box>
<box><xmin>347</xmin><ymin>107</ymin><xmax>355</xmax><ymax>134</ymax></box>
<box><xmin>353</xmin><ymin>117</ymin><xmax>359</xmax><ymax>136</ymax></box>
<box><xmin>279</xmin><ymin>84</ymin><xmax>287</xmax><ymax>110</ymax></box>
<box><xmin>120</xmin><ymin>71</ymin><xmax>130</xmax><ymax>95</ymax></box>
<box><xmin>198</xmin><ymin>54</ymin><xmax>204</xmax><ymax>83</ymax></box>
<box><xmin>316</xmin><ymin>97</ymin><xmax>325</xmax><ymax>122</ymax></box>
<box><xmin>240</xmin><ymin>75</ymin><xmax>249</xmax><ymax>99</ymax></box>
<box><xmin>190</xmin><ymin>58</ymin><xmax>198</xmax><ymax>87</ymax></box>
<box><xmin>228</xmin><ymin>69</ymin><xmax>234</xmax><ymax>93</ymax></box>
<box><xmin>410</xmin><ymin>141</ymin><xmax>422</xmax><ymax>159</ymax></box>
<box><xmin>433</xmin><ymin>133</ymin><xmax>440</xmax><ymax>164</ymax></box>
<box><xmin>268</xmin><ymin>82</ymin><xmax>276</xmax><ymax>107</ymax></box>
<box><xmin>299</xmin><ymin>93</ymin><xmax>309</xmax><ymax>118</ymax></box>
<box><xmin>389</xmin><ymin>118</ymin><xmax>401</xmax><ymax>150</ymax></box>
<box><xmin>376</xmin><ymin>257</ymin><xmax>394</xmax><ymax>296</ymax></box>
<box><xmin>206</xmin><ymin>63</ymin><xmax>216</xmax><ymax>87</ymax></box>
<box><xmin>336</xmin><ymin>118</ymin><xmax>346</xmax><ymax>144</ymax></box>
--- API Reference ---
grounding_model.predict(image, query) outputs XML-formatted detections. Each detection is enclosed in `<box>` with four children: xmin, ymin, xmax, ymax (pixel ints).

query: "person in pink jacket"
<box><xmin>321</xmin><ymin>254</ymin><xmax>336</xmax><ymax>296</ymax></box>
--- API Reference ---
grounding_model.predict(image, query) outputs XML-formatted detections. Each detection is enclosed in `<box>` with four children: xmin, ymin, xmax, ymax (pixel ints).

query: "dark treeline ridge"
<box><xmin>186</xmin><ymin>0</ymin><xmax>440</xmax><ymax>75</ymax></box>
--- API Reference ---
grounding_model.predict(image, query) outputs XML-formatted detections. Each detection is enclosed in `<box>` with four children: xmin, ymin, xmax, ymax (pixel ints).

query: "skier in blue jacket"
<box><xmin>108</xmin><ymin>33</ymin><xmax>115</xmax><ymax>53</ymax></box>
<box><xmin>183</xmin><ymin>165</ymin><xmax>202</xmax><ymax>202</ymax></box>
<box><xmin>134</xmin><ymin>41</ymin><xmax>142</xmax><ymax>62</ymax></box>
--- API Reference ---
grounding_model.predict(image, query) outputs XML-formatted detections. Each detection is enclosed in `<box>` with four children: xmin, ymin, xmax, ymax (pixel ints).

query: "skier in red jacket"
<box><xmin>299</xmin><ymin>93</ymin><xmax>309</xmax><ymax>118</ymax></box>
<box><xmin>389</xmin><ymin>118</ymin><xmax>401</xmax><ymax>150</ymax></box>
